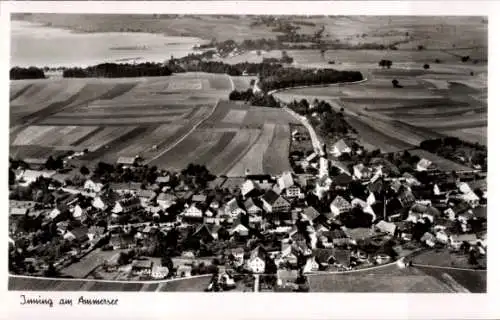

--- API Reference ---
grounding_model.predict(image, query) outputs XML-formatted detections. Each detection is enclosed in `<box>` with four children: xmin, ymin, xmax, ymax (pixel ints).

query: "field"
<box><xmin>8</xmin><ymin>275</ymin><xmax>212</xmax><ymax>292</ymax></box>
<box><xmin>10</xmin><ymin>74</ymin><xmax>302</xmax><ymax>176</ymax></box>
<box><xmin>276</xmin><ymin>57</ymin><xmax>487</xmax><ymax>152</ymax></box>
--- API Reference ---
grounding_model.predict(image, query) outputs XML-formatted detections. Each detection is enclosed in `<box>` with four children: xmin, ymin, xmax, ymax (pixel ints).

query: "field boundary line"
<box><xmin>222</xmin><ymin>127</ymin><xmax>265</xmax><ymax>176</ymax></box>
<box><xmin>227</xmin><ymin>74</ymin><xmax>235</xmax><ymax>91</ymax></box>
<box><xmin>413</xmin><ymin>263</ymin><xmax>487</xmax><ymax>272</ymax></box>
<box><xmin>267</xmin><ymin>78</ymin><xmax>368</xmax><ymax>95</ymax></box>
<box><xmin>8</xmin><ymin>274</ymin><xmax>211</xmax><ymax>285</ymax></box>
<box><xmin>145</xmin><ymin>99</ymin><xmax>220</xmax><ymax>164</ymax></box>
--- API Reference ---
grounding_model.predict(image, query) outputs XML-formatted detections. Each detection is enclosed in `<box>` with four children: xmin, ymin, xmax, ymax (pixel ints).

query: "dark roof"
<box><xmin>303</xmin><ymin>207</ymin><xmax>320</xmax><ymax>221</ymax></box>
<box><xmin>331</xmin><ymin>173</ymin><xmax>353</xmax><ymax>185</ymax></box>
<box><xmin>367</xmin><ymin>178</ymin><xmax>385</xmax><ymax>194</ymax></box>
<box><xmin>70</xmin><ymin>227</ymin><xmax>89</xmax><ymax>240</ymax></box>
<box><xmin>262</xmin><ymin>190</ymin><xmax>280</xmax><ymax>205</ymax></box>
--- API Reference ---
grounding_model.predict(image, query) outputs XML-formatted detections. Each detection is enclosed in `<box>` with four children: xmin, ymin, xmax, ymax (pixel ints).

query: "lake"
<box><xmin>10</xmin><ymin>20</ymin><xmax>207</xmax><ymax>68</ymax></box>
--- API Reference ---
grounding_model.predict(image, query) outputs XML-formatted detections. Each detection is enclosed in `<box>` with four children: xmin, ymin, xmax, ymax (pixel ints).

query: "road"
<box><xmin>283</xmin><ymin>106</ymin><xmax>324</xmax><ymax>154</ymax></box>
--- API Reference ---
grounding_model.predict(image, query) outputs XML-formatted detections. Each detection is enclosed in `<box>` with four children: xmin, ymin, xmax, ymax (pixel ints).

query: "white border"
<box><xmin>1</xmin><ymin>2</ymin><xmax>499</xmax><ymax>320</ymax></box>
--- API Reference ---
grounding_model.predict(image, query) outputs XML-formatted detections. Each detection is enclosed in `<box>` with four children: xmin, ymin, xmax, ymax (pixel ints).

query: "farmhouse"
<box><xmin>330</xmin><ymin>139</ymin><xmax>352</xmax><ymax>157</ymax></box>
<box><xmin>244</xmin><ymin>198</ymin><xmax>262</xmax><ymax>215</ymax></box>
<box><xmin>416</xmin><ymin>158</ymin><xmax>434</xmax><ymax>172</ymax></box>
<box><xmin>261</xmin><ymin>190</ymin><xmax>291</xmax><ymax>213</ymax></box>
<box><xmin>241</xmin><ymin>179</ymin><xmax>259</xmax><ymax>198</ymax></box>
<box><xmin>246</xmin><ymin>246</ymin><xmax>267</xmax><ymax>274</ymax></box>
<box><xmin>183</xmin><ymin>203</ymin><xmax>205</xmax><ymax>220</ymax></box>
<box><xmin>112</xmin><ymin>196</ymin><xmax>142</xmax><ymax>214</ymax></box>
<box><xmin>84</xmin><ymin>179</ymin><xmax>104</xmax><ymax>193</ymax></box>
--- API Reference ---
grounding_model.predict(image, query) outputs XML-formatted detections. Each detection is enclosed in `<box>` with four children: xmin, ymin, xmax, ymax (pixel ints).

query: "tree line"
<box><xmin>10</xmin><ymin>67</ymin><xmax>46</xmax><ymax>80</ymax></box>
<box><xmin>62</xmin><ymin>62</ymin><xmax>173</xmax><ymax>78</ymax></box>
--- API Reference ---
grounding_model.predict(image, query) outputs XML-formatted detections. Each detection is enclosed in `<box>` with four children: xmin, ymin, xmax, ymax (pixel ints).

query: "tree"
<box><xmin>9</xmin><ymin>168</ymin><xmax>16</xmax><ymax>185</ymax></box>
<box><xmin>80</xmin><ymin>166</ymin><xmax>90</xmax><ymax>176</ymax></box>
<box><xmin>423</xmin><ymin>64</ymin><xmax>430</xmax><ymax>70</ymax></box>
<box><xmin>417</xmin><ymin>45</ymin><xmax>425</xmax><ymax>51</ymax></box>
<box><xmin>392</xmin><ymin>79</ymin><xmax>403</xmax><ymax>88</ymax></box>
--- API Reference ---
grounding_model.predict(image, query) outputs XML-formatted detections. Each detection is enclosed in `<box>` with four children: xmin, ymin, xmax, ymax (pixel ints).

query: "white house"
<box><xmin>151</xmin><ymin>266</ymin><xmax>169</xmax><ymax>279</ymax></box>
<box><xmin>183</xmin><ymin>203</ymin><xmax>204</xmax><ymax>219</ymax></box>
<box><xmin>435</xmin><ymin>230</ymin><xmax>449</xmax><ymax>244</ymax></box>
<box><xmin>157</xmin><ymin>193</ymin><xmax>177</xmax><ymax>209</ymax></box>
<box><xmin>330</xmin><ymin>139</ymin><xmax>351</xmax><ymax>157</ymax></box>
<box><xmin>246</xmin><ymin>247</ymin><xmax>267</xmax><ymax>274</ymax></box>
<box><xmin>318</xmin><ymin>157</ymin><xmax>329</xmax><ymax>178</ymax></box>
<box><xmin>353</xmin><ymin>163</ymin><xmax>372</xmax><ymax>180</ymax></box>
<box><xmin>230</xmin><ymin>224</ymin><xmax>249</xmax><ymax>237</ymax></box>
<box><xmin>84</xmin><ymin>179</ymin><xmax>103</xmax><ymax>193</ymax></box>
<box><xmin>241</xmin><ymin>179</ymin><xmax>259</xmax><ymax>198</ymax></box>
<box><xmin>330</xmin><ymin>196</ymin><xmax>352</xmax><ymax>218</ymax></box>
<box><xmin>112</xmin><ymin>197</ymin><xmax>142</xmax><ymax>214</ymax></box>
<box><xmin>277</xmin><ymin>171</ymin><xmax>294</xmax><ymax>192</ymax></box>
<box><xmin>224</xmin><ymin>198</ymin><xmax>246</xmax><ymax>217</ymax></box>
<box><xmin>416</xmin><ymin>158</ymin><xmax>433</xmax><ymax>172</ymax></box>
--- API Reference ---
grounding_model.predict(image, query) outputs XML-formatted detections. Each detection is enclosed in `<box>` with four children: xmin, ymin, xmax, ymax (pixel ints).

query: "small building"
<box><xmin>375</xmin><ymin>220</ymin><xmax>397</xmax><ymax>236</ymax></box>
<box><xmin>117</xmin><ymin>156</ymin><xmax>140</xmax><ymax>167</ymax></box>
<box><xmin>302</xmin><ymin>206</ymin><xmax>321</xmax><ymax>223</ymax></box>
<box><xmin>353</xmin><ymin>163</ymin><xmax>372</xmax><ymax>180</ymax></box>
<box><xmin>241</xmin><ymin>179</ymin><xmax>259</xmax><ymax>198</ymax></box>
<box><xmin>416</xmin><ymin>158</ymin><xmax>434</xmax><ymax>172</ymax></box>
<box><xmin>177</xmin><ymin>265</ymin><xmax>192</xmax><ymax>278</ymax></box>
<box><xmin>330</xmin><ymin>196</ymin><xmax>352</xmax><ymax>218</ymax></box>
<box><xmin>183</xmin><ymin>203</ymin><xmax>205</xmax><ymax>221</ymax></box>
<box><xmin>244</xmin><ymin>198</ymin><xmax>262</xmax><ymax>215</ymax></box>
<box><xmin>330</xmin><ymin>139</ymin><xmax>352</xmax><ymax>157</ymax></box>
<box><xmin>420</xmin><ymin>232</ymin><xmax>436</xmax><ymax>247</ymax></box>
<box><xmin>157</xmin><ymin>193</ymin><xmax>177</xmax><ymax>209</ymax></box>
<box><xmin>224</xmin><ymin>198</ymin><xmax>246</xmax><ymax>217</ymax></box>
<box><xmin>151</xmin><ymin>265</ymin><xmax>169</xmax><ymax>279</ymax></box>
<box><xmin>131</xmin><ymin>259</ymin><xmax>153</xmax><ymax>276</ymax></box>
<box><xmin>112</xmin><ymin>196</ymin><xmax>142</xmax><ymax>214</ymax></box>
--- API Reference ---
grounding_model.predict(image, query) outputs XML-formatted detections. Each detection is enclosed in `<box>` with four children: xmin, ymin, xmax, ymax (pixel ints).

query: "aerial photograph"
<box><xmin>8</xmin><ymin>14</ymin><xmax>487</xmax><ymax>293</ymax></box>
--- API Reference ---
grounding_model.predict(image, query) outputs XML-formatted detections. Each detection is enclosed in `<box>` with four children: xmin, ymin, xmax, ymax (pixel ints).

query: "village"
<box><xmin>8</xmin><ymin>126</ymin><xmax>487</xmax><ymax>292</ymax></box>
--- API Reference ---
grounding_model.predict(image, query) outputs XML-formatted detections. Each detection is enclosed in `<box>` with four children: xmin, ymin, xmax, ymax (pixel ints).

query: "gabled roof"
<box><xmin>375</xmin><ymin>220</ymin><xmax>397</xmax><ymax>235</ymax></box>
<box><xmin>241</xmin><ymin>179</ymin><xmax>259</xmax><ymax>197</ymax></box>
<box><xmin>331</xmin><ymin>173</ymin><xmax>353</xmax><ymax>185</ymax></box>
<box><xmin>303</xmin><ymin>207</ymin><xmax>320</xmax><ymax>221</ymax></box>
<box><xmin>277</xmin><ymin>171</ymin><xmax>295</xmax><ymax>191</ymax></box>
<box><xmin>117</xmin><ymin>157</ymin><xmax>136</xmax><ymax>165</ymax></box>
<box><xmin>342</xmin><ymin>227</ymin><xmax>375</xmax><ymax>241</ymax></box>
<box><xmin>155</xmin><ymin>175</ymin><xmax>171</xmax><ymax>183</ymax></box>
<box><xmin>330</xmin><ymin>196</ymin><xmax>351</xmax><ymax>209</ymax></box>
<box><xmin>192</xmin><ymin>194</ymin><xmax>207</xmax><ymax>203</ymax></box>
<box><xmin>157</xmin><ymin>193</ymin><xmax>177</xmax><ymax>202</ymax></box>
<box><xmin>225</xmin><ymin>198</ymin><xmax>242</xmax><ymax>212</ymax></box>
<box><xmin>244</xmin><ymin>198</ymin><xmax>261</xmax><ymax>211</ymax></box>
<box><xmin>138</xmin><ymin>189</ymin><xmax>156</xmax><ymax>199</ymax></box>
<box><xmin>261</xmin><ymin>189</ymin><xmax>280</xmax><ymax>205</ymax></box>
<box><xmin>250</xmin><ymin>245</ymin><xmax>267</xmax><ymax>260</ymax></box>
<box><xmin>332</xmin><ymin>139</ymin><xmax>350</xmax><ymax>151</ymax></box>
<box><xmin>367</xmin><ymin>178</ymin><xmax>385</xmax><ymax>194</ymax></box>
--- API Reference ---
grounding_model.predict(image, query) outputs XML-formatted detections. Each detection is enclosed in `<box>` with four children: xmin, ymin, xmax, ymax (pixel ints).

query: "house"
<box><xmin>330</xmin><ymin>196</ymin><xmax>352</xmax><ymax>218</ymax></box>
<box><xmin>303</xmin><ymin>256</ymin><xmax>320</xmax><ymax>273</ymax></box>
<box><xmin>63</xmin><ymin>226</ymin><xmax>89</xmax><ymax>243</ymax></box>
<box><xmin>117</xmin><ymin>156</ymin><xmax>139</xmax><ymax>167</ymax></box>
<box><xmin>407</xmin><ymin>203</ymin><xmax>441</xmax><ymax>223</ymax></box>
<box><xmin>459</xmin><ymin>191</ymin><xmax>480</xmax><ymax>208</ymax></box>
<box><xmin>435</xmin><ymin>230</ymin><xmax>449</xmax><ymax>244</ymax></box>
<box><xmin>375</xmin><ymin>220</ymin><xmax>397</xmax><ymax>236</ymax></box>
<box><xmin>246</xmin><ymin>246</ymin><xmax>267</xmax><ymax>274</ymax></box>
<box><xmin>83</xmin><ymin>179</ymin><xmax>104</xmax><ymax>193</ymax></box>
<box><xmin>192</xmin><ymin>194</ymin><xmax>208</xmax><ymax>204</ymax></box>
<box><xmin>151</xmin><ymin>266</ymin><xmax>169</xmax><ymax>279</ymax></box>
<box><xmin>110</xmin><ymin>182</ymin><xmax>142</xmax><ymax>195</ymax></box>
<box><xmin>296</xmin><ymin>174</ymin><xmax>316</xmax><ymax>189</ymax></box>
<box><xmin>112</xmin><ymin>196</ymin><xmax>142</xmax><ymax>214</ymax></box>
<box><xmin>302</xmin><ymin>152</ymin><xmax>318</xmax><ymax>168</ymax></box>
<box><xmin>444</xmin><ymin>207</ymin><xmax>456</xmax><ymax>221</ymax></box>
<box><xmin>22</xmin><ymin>157</ymin><xmax>48</xmax><ymax>170</ymax></box>
<box><xmin>390</xmin><ymin>179</ymin><xmax>402</xmax><ymax>193</ymax></box>
<box><xmin>302</xmin><ymin>206</ymin><xmax>321</xmax><ymax>223</ymax></box>
<box><xmin>183</xmin><ymin>203</ymin><xmax>205</xmax><ymax>221</ymax></box>
<box><xmin>131</xmin><ymin>259</ymin><xmax>153</xmax><ymax>276</ymax></box>
<box><xmin>353</xmin><ymin>163</ymin><xmax>371</xmax><ymax>180</ymax></box>
<box><xmin>449</xmin><ymin>234</ymin><xmax>478</xmax><ymax>249</ymax></box>
<box><xmin>224</xmin><ymin>198</ymin><xmax>246</xmax><ymax>217</ymax></box>
<box><xmin>109</xmin><ymin>234</ymin><xmax>135</xmax><ymax>250</ymax></box>
<box><xmin>434</xmin><ymin>182</ymin><xmax>458</xmax><ymax>196</ymax></box>
<box><xmin>92</xmin><ymin>190</ymin><xmax>120</xmax><ymax>211</ymax></box>
<box><xmin>155</xmin><ymin>175</ymin><xmax>171</xmax><ymax>184</ymax></box>
<box><xmin>192</xmin><ymin>224</ymin><xmax>215</xmax><ymax>242</ymax></box>
<box><xmin>137</xmin><ymin>189</ymin><xmax>156</xmax><ymax>205</ymax></box>
<box><xmin>398</xmin><ymin>188</ymin><xmax>416</xmax><ymax>208</ymax></box>
<box><xmin>177</xmin><ymin>265</ymin><xmax>192</xmax><ymax>277</ymax></box>
<box><xmin>71</xmin><ymin>204</ymin><xmax>88</xmax><ymax>221</ymax></box>
<box><xmin>49</xmin><ymin>208</ymin><xmax>62</xmax><ymax>220</ymax></box>
<box><xmin>420</xmin><ymin>232</ymin><xmax>436</xmax><ymax>247</ymax></box>
<box><xmin>276</xmin><ymin>269</ymin><xmax>298</xmax><ymax>287</ymax></box>
<box><xmin>230</xmin><ymin>223</ymin><xmax>249</xmax><ymax>237</ymax></box>
<box><xmin>416</xmin><ymin>158</ymin><xmax>434</xmax><ymax>171</ymax></box>
<box><xmin>244</xmin><ymin>198</ymin><xmax>262</xmax><ymax>215</ymax></box>
<box><xmin>261</xmin><ymin>190</ymin><xmax>291</xmax><ymax>213</ymax></box>
<box><xmin>314</xmin><ymin>175</ymin><xmax>332</xmax><ymax>199</ymax></box>
<box><xmin>331</xmin><ymin>160</ymin><xmax>352</xmax><ymax>176</ymax></box>
<box><xmin>402</xmin><ymin>172</ymin><xmax>421</xmax><ymax>186</ymax></box>
<box><xmin>230</xmin><ymin>248</ymin><xmax>245</xmax><ymax>267</ymax></box>
<box><xmin>312</xmin><ymin>248</ymin><xmax>337</xmax><ymax>268</ymax></box>
<box><xmin>157</xmin><ymin>193</ymin><xmax>177</xmax><ymax>209</ymax></box>
<box><xmin>330</xmin><ymin>139</ymin><xmax>352</xmax><ymax>157</ymax></box>
<box><xmin>318</xmin><ymin>157</ymin><xmax>329</xmax><ymax>177</ymax></box>
<box><xmin>277</xmin><ymin>171</ymin><xmax>295</xmax><ymax>192</ymax></box>
<box><xmin>203</xmin><ymin>207</ymin><xmax>220</xmax><ymax>225</ymax></box>
<box><xmin>241</xmin><ymin>179</ymin><xmax>259</xmax><ymax>198</ymax></box>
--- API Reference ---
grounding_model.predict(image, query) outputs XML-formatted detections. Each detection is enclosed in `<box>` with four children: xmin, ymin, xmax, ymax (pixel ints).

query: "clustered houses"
<box><xmin>8</xmin><ymin>135</ymin><xmax>487</xmax><ymax>287</ymax></box>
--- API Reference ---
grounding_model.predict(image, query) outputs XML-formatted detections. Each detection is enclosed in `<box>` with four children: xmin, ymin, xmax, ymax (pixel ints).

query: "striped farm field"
<box><xmin>12</xmin><ymin>125</ymin><xmax>100</xmax><ymax>147</ymax></box>
<box><xmin>76</xmin><ymin>126</ymin><xmax>138</xmax><ymax>153</ymax></box>
<box><xmin>149</xmin><ymin>130</ymin><xmax>227</xmax><ymax>170</ymax></box>
<box><xmin>207</xmin><ymin>129</ymin><xmax>262</xmax><ymax>175</ymax></box>
<box><xmin>263</xmin><ymin>124</ymin><xmax>292</xmax><ymax>175</ymax></box>
<box><xmin>222</xmin><ymin>109</ymin><xmax>248</xmax><ymax>124</ymax></box>
<box><xmin>226</xmin><ymin>123</ymin><xmax>276</xmax><ymax>176</ymax></box>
